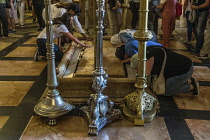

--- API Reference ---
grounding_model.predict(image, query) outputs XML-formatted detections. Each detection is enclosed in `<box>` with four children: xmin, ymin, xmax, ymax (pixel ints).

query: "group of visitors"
<box><xmin>108</xmin><ymin>0</ymin><xmax>210</xmax><ymax>97</ymax></box>
<box><xmin>183</xmin><ymin>0</ymin><xmax>210</xmax><ymax>59</ymax></box>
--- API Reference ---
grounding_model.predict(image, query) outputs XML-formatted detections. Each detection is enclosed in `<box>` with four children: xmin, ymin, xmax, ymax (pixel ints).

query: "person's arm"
<box><xmin>183</xmin><ymin>0</ymin><xmax>188</xmax><ymax>18</ymax></box>
<box><xmin>146</xmin><ymin>57</ymin><xmax>154</xmax><ymax>76</ymax></box>
<box><xmin>156</xmin><ymin>3</ymin><xmax>164</xmax><ymax>10</ymax></box>
<box><xmin>72</xmin><ymin>16</ymin><xmax>85</xmax><ymax>34</ymax></box>
<box><xmin>63</xmin><ymin>32</ymin><xmax>93</xmax><ymax>47</ymax></box>
<box><xmin>191</xmin><ymin>0</ymin><xmax>210</xmax><ymax>10</ymax></box>
<box><xmin>156</xmin><ymin>0</ymin><xmax>165</xmax><ymax>10</ymax></box>
<box><xmin>72</xmin><ymin>16</ymin><xmax>90</xmax><ymax>40</ymax></box>
<box><xmin>114</xmin><ymin>43</ymin><xmax>126</xmax><ymax>48</ymax></box>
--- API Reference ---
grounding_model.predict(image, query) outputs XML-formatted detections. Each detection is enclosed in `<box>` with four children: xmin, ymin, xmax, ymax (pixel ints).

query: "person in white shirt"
<box><xmin>37</xmin><ymin>23</ymin><xmax>93</xmax><ymax>61</ymax></box>
<box><xmin>42</xmin><ymin>2</ymin><xmax>88</xmax><ymax>40</ymax></box>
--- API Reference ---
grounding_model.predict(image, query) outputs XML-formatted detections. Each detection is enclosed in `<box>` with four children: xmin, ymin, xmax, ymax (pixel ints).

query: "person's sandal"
<box><xmin>190</xmin><ymin>77</ymin><xmax>200</xmax><ymax>95</ymax></box>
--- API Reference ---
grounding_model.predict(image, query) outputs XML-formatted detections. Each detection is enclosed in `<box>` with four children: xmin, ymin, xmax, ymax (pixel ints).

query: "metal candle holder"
<box><xmin>122</xmin><ymin>0</ymin><xmax>159</xmax><ymax>125</ymax></box>
<box><xmin>34</xmin><ymin>0</ymin><xmax>74</xmax><ymax>126</ymax></box>
<box><xmin>80</xmin><ymin>0</ymin><xmax>121</xmax><ymax>135</ymax></box>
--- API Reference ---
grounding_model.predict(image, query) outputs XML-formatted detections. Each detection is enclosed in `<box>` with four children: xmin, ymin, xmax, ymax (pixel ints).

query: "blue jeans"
<box><xmin>195</xmin><ymin>10</ymin><xmax>208</xmax><ymax>52</ymax></box>
<box><xmin>37</xmin><ymin>38</ymin><xmax>58</xmax><ymax>56</ymax></box>
<box><xmin>186</xmin><ymin>11</ymin><xmax>196</xmax><ymax>41</ymax></box>
<box><xmin>165</xmin><ymin>64</ymin><xmax>193</xmax><ymax>96</ymax></box>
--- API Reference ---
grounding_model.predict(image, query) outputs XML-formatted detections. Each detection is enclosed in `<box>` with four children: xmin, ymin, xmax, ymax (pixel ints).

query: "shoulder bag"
<box><xmin>148</xmin><ymin>47</ymin><xmax>167</xmax><ymax>95</ymax></box>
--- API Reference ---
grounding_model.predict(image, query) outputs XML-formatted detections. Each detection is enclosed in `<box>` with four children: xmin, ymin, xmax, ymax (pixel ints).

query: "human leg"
<box><xmin>165</xmin><ymin>65</ymin><xmax>193</xmax><ymax>96</ymax></box>
<box><xmin>193</xmin><ymin>11</ymin><xmax>208</xmax><ymax>53</ymax></box>
<box><xmin>33</xmin><ymin>4</ymin><xmax>45</xmax><ymax>29</ymax></box>
<box><xmin>129</xmin><ymin>1</ymin><xmax>139</xmax><ymax>29</ymax></box>
<box><xmin>200</xmin><ymin>26</ymin><xmax>210</xmax><ymax>57</ymax></box>
<box><xmin>162</xmin><ymin>15</ymin><xmax>172</xmax><ymax>48</ymax></box>
<box><xmin>107</xmin><ymin>5</ymin><xmax>117</xmax><ymax>35</ymax></box>
<box><xmin>0</xmin><ymin>4</ymin><xmax>8</xmax><ymax>37</ymax></box>
<box><xmin>115</xmin><ymin>9</ymin><xmax>122</xmax><ymax>34</ymax></box>
<box><xmin>18</xmin><ymin>0</ymin><xmax>26</xmax><ymax>26</ymax></box>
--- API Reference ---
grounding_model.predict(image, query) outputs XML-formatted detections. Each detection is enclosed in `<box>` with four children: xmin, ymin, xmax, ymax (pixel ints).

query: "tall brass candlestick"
<box><xmin>122</xmin><ymin>0</ymin><xmax>159</xmax><ymax>125</ymax></box>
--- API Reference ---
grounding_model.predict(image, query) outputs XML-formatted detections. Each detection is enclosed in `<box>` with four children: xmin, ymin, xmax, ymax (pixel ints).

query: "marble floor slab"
<box><xmin>0</xmin><ymin>35</ymin><xmax>21</xmax><ymax>51</ymax></box>
<box><xmin>21</xmin><ymin>116</ymin><xmax>170</xmax><ymax>140</ymax></box>
<box><xmin>0</xmin><ymin>61</ymin><xmax>46</xmax><ymax>76</ymax></box>
<box><xmin>23</xmin><ymin>37</ymin><xmax>37</xmax><ymax>44</ymax></box>
<box><xmin>193</xmin><ymin>66</ymin><xmax>210</xmax><ymax>81</ymax></box>
<box><xmin>185</xmin><ymin>119</ymin><xmax>210</xmax><ymax>140</ymax></box>
<box><xmin>0</xmin><ymin>116</ymin><xmax>9</xmax><ymax>128</ymax></box>
<box><xmin>173</xmin><ymin>86</ymin><xmax>210</xmax><ymax>110</ymax></box>
<box><xmin>169</xmin><ymin>41</ymin><xmax>186</xmax><ymax>49</ymax></box>
<box><xmin>174</xmin><ymin>51</ymin><xmax>201</xmax><ymax>63</ymax></box>
<box><xmin>157</xmin><ymin>40</ymin><xmax>186</xmax><ymax>50</ymax></box>
<box><xmin>0</xmin><ymin>81</ymin><xmax>34</xmax><ymax>106</ymax></box>
<box><xmin>6</xmin><ymin>47</ymin><xmax>37</xmax><ymax>57</ymax></box>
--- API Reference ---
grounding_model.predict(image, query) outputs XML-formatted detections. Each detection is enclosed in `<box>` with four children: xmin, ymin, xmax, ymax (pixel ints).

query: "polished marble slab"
<box><xmin>23</xmin><ymin>37</ymin><xmax>37</xmax><ymax>44</ymax></box>
<box><xmin>21</xmin><ymin>116</ymin><xmax>170</xmax><ymax>140</ymax></box>
<box><xmin>185</xmin><ymin>119</ymin><xmax>210</xmax><ymax>140</ymax></box>
<box><xmin>0</xmin><ymin>61</ymin><xmax>46</xmax><ymax>76</ymax></box>
<box><xmin>0</xmin><ymin>116</ymin><xmax>9</xmax><ymax>129</ymax></box>
<box><xmin>193</xmin><ymin>66</ymin><xmax>210</xmax><ymax>81</ymax></box>
<box><xmin>5</xmin><ymin>47</ymin><xmax>37</xmax><ymax>57</ymax></box>
<box><xmin>0</xmin><ymin>81</ymin><xmax>34</xmax><ymax>106</ymax></box>
<box><xmin>173</xmin><ymin>86</ymin><xmax>210</xmax><ymax>111</ymax></box>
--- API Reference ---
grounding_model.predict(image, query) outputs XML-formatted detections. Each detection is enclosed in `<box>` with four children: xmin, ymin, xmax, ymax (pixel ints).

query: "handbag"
<box><xmin>176</xmin><ymin>2</ymin><xmax>182</xmax><ymax>17</ymax></box>
<box><xmin>147</xmin><ymin>47</ymin><xmax>167</xmax><ymax>95</ymax></box>
<box><xmin>188</xmin><ymin>10</ymin><xmax>196</xmax><ymax>23</ymax></box>
<box><xmin>6</xmin><ymin>0</ymin><xmax>11</xmax><ymax>8</ymax></box>
<box><xmin>188</xmin><ymin>0</ymin><xmax>198</xmax><ymax>23</ymax></box>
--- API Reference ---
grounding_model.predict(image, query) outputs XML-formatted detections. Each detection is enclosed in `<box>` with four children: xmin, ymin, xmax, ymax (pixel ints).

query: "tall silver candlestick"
<box><xmin>80</xmin><ymin>0</ymin><xmax>121</xmax><ymax>135</ymax></box>
<box><xmin>34</xmin><ymin>0</ymin><xmax>74</xmax><ymax>126</ymax></box>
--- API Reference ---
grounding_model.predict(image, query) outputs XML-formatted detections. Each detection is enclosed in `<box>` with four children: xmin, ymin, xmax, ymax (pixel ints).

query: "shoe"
<box><xmin>20</xmin><ymin>25</ymin><xmax>25</xmax><ymax>28</ymax></box>
<box><xmin>194</xmin><ymin>53</ymin><xmax>208</xmax><ymax>58</ymax></box>
<box><xmin>190</xmin><ymin>49</ymin><xmax>200</xmax><ymax>54</ymax></box>
<box><xmin>184</xmin><ymin>40</ymin><xmax>191</xmax><ymax>44</ymax></box>
<box><xmin>190</xmin><ymin>77</ymin><xmax>200</xmax><ymax>95</ymax></box>
<box><xmin>37</xmin><ymin>28</ymin><xmax>43</xmax><ymax>31</ymax></box>
<box><xmin>8</xmin><ymin>29</ymin><xmax>16</xmax><ymax>34</ymax></box>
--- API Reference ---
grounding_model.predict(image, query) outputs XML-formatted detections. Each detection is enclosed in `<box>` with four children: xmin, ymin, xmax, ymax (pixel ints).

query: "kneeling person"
<box><xmin>131</xmin><ymin>46</ymin><xmax>200</xmax><ymax>96</ymax></box>
<box><xmin>37</xmin><ymin>20</ymin><xmax>92</xmax><ymax>61</ymax></box>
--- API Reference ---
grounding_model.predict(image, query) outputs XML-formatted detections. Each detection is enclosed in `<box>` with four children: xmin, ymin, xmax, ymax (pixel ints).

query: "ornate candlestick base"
<box><xmin>80</xmin><ymin>93</ymin><xmax>121</xmax><ymax>135</ymax></box>
<box><xmin>122</xmin><ymin>90</ymin><xmax>159</xmax><ymax>125</ymax></box>
<box><xmin>34</xmin><ymin>89</ymin><xmax>75</xmax><ymax>126</ymax></box>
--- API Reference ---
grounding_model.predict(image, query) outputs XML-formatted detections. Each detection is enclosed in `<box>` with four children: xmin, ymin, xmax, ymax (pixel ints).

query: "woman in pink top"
<box><xmin>156</xmin><ymin>0</ymin><xmax>176</xmax><ymax>48</ymax></box>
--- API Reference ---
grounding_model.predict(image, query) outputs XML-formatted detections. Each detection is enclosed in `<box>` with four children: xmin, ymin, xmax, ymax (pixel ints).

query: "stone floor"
<box><xmin>0</xmin><ymin>12</ymin><xmax>210</xmax><ymax>140</ymax></box>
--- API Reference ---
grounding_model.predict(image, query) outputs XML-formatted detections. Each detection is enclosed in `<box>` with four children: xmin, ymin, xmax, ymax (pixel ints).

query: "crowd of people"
<box><xmin>108</xmin><ymin>0</ymin><xmax>210</xmax><ymax>96</ymax></box>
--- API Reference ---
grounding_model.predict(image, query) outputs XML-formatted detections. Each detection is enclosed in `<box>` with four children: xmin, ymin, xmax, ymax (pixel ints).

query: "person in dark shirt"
<box><xmin>190</xmin><ymin>0</ymin><xmax>209</xmax><ymax>54</ymax></box>
<box><xmin>131</xmin><ymin>46</ymin><xmax>200</xmax><ymax>96</ymax></box>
